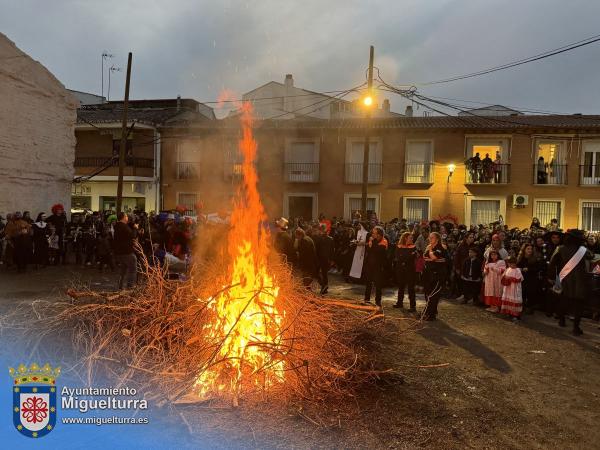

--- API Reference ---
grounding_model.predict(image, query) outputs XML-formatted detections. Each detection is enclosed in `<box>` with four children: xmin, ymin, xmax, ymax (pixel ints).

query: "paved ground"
<box><xmin>1</xmin><ymin>268</ymin><xmax>599</xmax><ymax>449</ymax></box>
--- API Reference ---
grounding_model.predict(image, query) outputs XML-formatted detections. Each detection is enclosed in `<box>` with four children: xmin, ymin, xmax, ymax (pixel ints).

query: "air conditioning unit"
<box><xmin>512</xmin><ymin>194</ymin><xmax>529</xmax><ymax>208</ymax></box>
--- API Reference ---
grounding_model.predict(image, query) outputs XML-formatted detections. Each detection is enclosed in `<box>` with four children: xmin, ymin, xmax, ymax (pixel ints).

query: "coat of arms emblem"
<box><xmin>9</xmin><ymin>363</ymin><xmax>60</xmax><ymax>438</ymax></box>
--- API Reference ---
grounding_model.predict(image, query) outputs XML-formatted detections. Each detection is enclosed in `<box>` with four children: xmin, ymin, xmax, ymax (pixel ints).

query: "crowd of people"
<box><xmin>274</xmin><ymin>213</ymin><xmax>600</xmax><ymax>335</ymax></box>
<box><xmin>2</xmin><ymin>203</ymin><xmax>600</xmax><ymax>335</ymax></box>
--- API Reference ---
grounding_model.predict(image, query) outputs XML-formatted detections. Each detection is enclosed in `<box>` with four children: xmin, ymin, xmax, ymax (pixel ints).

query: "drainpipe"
<box><xmin>154</xmin><ymin>129</ymin><xmax>162</xmax><ymax>212</ymax></box>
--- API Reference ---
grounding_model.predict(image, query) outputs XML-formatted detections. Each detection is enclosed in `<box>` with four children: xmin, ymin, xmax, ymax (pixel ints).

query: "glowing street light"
<box><xmin>447</xmin><ymin>163</ymin><xmax>456</xmax><ymax>182</ymax></box>
<box><xmin>363</xmin><ymin>95</ymin><xmax>373</xmax><ymax>107</ymax></box>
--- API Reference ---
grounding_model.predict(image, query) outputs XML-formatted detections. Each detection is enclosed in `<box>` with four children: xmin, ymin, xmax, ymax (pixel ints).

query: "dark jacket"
<box><xmin>453</xmin><ymin>242</ymin><xmax>471</xmax><ymax>273</ymax></box>
<box><xmin>313</xmin><ymin>234</ymin><xmax>334</xmax><ymax>264</ymax></box>
<box><xmin>548</xmin><ymin>244</ymin><xmax>592</xmax><ymax>299</ymax></box>
<box><xmin>113</xmin><ymin>222</ymin><xmax>136</xmax><ymax>255</ymax></box>
<box><xmin>461</xmin><ymin>257</ymin><xmax>483</xmax><ymax>281</ymax></box>
<box><xmin>364</xmin><ymin>237</ymin><xmax>388</xmax><ymax>277</ymax></box>
<box><xmin>274</xmin><ymin>230</ymin><xmax>296</xmax><ymax>264</ymax></box>
<box><xmin>394</xmin><ymin>246</ymin><xmax>417</xmax><ymax>273</ymax></box>
<box><xmin>296</xmin><ymin>236</ymin><xmax>318</xmax><ymax>275</ymax></box>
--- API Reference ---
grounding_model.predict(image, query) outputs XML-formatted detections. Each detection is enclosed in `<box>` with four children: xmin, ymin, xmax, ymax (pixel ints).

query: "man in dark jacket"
<box><xmin>273</xmin><ymin>218</ymin><xmax>296</xmax><ymax>266</ymax></box>
<box><xmin>548</xmin><ymin>229</ymin><xmax>592</xmax><ymax>336</ymax></box>
<box><xmin>313</xmin><ymin>224</ymin><xmax>334</xmax><ymax>295</ymax></box>
<box><xmin>461</xmin><ymin>247</ymin><xmax>483</xmax><ymax>305</ymax></box>
<box><xmin>294</xmin><ymin>227</ymin><xmax>318</xmax><ymax>289</ymax></box>
<box><xmin>113</xmin><ymin>212</ymin><xmax>138</xmax><ymax>290</ymax></box>
<box><xmin>364</xmin><ymin>226</ymin><xmax>388</xmax><ymax>307</ymax></box>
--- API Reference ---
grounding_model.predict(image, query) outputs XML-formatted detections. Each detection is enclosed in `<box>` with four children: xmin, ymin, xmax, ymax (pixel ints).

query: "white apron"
<box><xmin>349</xmin><ymin>226</ymin><xmax>368</xmax><ymax>279</ymax></box>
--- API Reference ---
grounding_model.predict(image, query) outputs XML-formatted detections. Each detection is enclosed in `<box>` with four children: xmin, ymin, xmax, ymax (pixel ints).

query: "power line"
<box><xmin>419</xmin><ymin>32</ymin><xmax>600</xmax><ymax>85</ymax></box>
<box><xmin>422</xmin><ymin>95</ymin><xmax>574</xmax><ymax>116</ymax></box>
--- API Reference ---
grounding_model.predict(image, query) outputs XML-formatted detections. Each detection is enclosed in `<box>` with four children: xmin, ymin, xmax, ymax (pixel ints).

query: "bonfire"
<box><xmin>6</xmin><ymin>102</ymin><xmax>396</xmax><ymax>410</ymax></box>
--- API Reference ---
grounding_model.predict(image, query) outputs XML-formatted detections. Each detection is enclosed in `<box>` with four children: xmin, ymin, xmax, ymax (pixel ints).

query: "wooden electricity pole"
<box><xmin>116</xmin><ymin>52</ymin><xmax>132</xmax><ymax>213</ymax></box>
<box><xmin>361</xmin><ymin>46</ymin><xmax>375</xmax><ymax>219</ymax></box>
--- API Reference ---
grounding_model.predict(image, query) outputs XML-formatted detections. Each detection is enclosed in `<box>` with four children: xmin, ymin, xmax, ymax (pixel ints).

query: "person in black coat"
<box><xmin>364</xmin><ymin>226</ymin><xmax>388</xmax><ymax>307</ymax></box>
<box><xmin>394</xmin><ymin>232</ymin><xmax>417</xmax><ymax>310</ymax></box>
<box><xmin>517</xmin><ymin>243</ymin><xmax>544</xmax><ymax>314</ymax></box>
<box><xmin>32</xmin><ymin>212</ymin><xmax>50</xmax><ymax>267</ymax></box>
<box><xmin>422</xmin><ymin>232</ymin><xmax>448</xmax><ymax>320</ymax></box>
<box><xmin>46</xmin><ymin>204</ymin><xmax>68</xmax><ymax>265</ymax></box>
<box><xmin>461</xmin><ymin>247</ymin><xmax>483</xmax><ymax>305</ymax></box>
<box><xmin>273</xmin><ymin>218</ymin><xmax>296</xmax><ymax>266</ymax></box>
<box><xmin>294</xmin><ymin>227</ymin><xmax>319</xmax><ymax>289</ymax></box>
<box><xmin>548</xmin><ymin>229</ymin><xmax>593</xmax><ymax>336</ymax></box>
<box><xmin>313</xmin><ymin>224</ymin><xmax>334</xmax><ymax>295</ymax></box>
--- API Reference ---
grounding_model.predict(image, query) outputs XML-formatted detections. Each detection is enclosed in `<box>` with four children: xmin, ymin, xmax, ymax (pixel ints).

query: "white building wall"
<box><xmin>0</xmin><ymin>33</ymin><xmax>77</xmax><ymax>217</ymax></box>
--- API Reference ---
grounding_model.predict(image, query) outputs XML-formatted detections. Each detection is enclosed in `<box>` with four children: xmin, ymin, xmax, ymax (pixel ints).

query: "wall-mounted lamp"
<box><xmin>447</xmin><ymin>163</ymin><xmax>456</xmax><ymax>182</ymax></box>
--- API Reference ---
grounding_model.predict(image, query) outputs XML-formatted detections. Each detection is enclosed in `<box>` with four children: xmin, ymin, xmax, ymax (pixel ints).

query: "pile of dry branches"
<box><xmin>6</xmin><ymin>255</ymin><xmax>398</xmax><ymax>408</ymax></box>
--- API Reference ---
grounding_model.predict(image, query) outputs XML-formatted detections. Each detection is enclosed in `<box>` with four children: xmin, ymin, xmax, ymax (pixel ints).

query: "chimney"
<box><xmin>382</xmin><ymin>99</ymin><xmax>390</xmax><ymax>113</ymax></box>
<box><xmin>405</xmin><ymin>105</ymin><xmax>413</xmax><ymax>117</ymax></box>
<box><xmin>176</xmin><ymin>95</ymin><xmax>181</xmax><ymax>111</ymax></box>
<box><xmin>284</xmin><ymin>74</ymin><xmax>294</xmax><ymax>88</ymax></box>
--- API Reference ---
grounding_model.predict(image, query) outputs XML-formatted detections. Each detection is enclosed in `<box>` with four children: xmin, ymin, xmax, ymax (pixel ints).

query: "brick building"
<box><xmin>161</xmin><ymin>114</ymin><xmax>600</xmax><ymax>231</ymax></box>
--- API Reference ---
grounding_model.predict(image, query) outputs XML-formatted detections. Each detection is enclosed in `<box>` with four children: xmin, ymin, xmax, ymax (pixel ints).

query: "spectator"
<box><xmin>113</xmin><ymin>212</ymin><xmax>138</xmax><ymax>290</ymax></box>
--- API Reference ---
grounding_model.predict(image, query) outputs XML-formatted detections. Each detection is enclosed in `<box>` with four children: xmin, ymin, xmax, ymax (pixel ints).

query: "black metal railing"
<box><xmin>404</xmin><ymin>162</ymin><xmax>434</xmax><ymax>183</ymax></box>
<box><xmin>177</xmin><ymin>162</ymin><xmax>201</xmax><ymax>180</ymax></box>
<box><xmin>466</xmin><ymin>163</ymin><xmax>510</xmax><ymax>184</ymax></box>
<box><xmin>74</xmin><ymin>156</ymin><xmax>154</xmax><ymax>168</ymax></box>
<box><xmin>580</xmin><ymin>164</ymin><xmax>600</xmax><ymax>185</ymax></box>
<box><xmin>345</xmin><ymin>163</ymin><xmax>382</xmax><ymax>184</ymax></box>
<box><xmin>284</xmin><ymin>162</ymin><xmax>319</xmax><ymax>182</ymax></box>
<box><xmin>533</xmin><ymin>164</ymin><xmax>568</xmax><ymax>185</ymax></box>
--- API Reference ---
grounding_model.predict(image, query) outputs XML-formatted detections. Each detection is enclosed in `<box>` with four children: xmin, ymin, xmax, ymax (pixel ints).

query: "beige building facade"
<box><xmin>161</xmin><ymin>115</ymin><xmax>600</xmax><ymax>231</ymax></box>
<box><xmin>0</xmin><ymin>33</ymin><xmax>77</xmax><ymax>217</ymax></box>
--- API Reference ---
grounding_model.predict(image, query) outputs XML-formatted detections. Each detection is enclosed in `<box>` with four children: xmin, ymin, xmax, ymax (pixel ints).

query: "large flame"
<box><xmin>195</xmin><ymin>102</ymin><xmax>285</xmax><ymax>401</ymax></box>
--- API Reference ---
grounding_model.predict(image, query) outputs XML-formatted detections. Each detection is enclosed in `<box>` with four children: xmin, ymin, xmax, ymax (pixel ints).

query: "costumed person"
<box><xmin>422</xmin><ymin>231</ymin><xmax>448</xmax><ymax>321</ymax></box>
<box><xmin>273</xmin><ymin>217</ymin><xmax>296</xmax><ymax>266</ymax></box>
<box><xmin>32</xmin><ymin>212</ymin><xmax>50</xmax><ymax>268</ymax></box>
<box><xmin>500</xmin><ymin>256</ymin><xmax>524</xmax><ymax>322</ymax></box>
<box><xmin>363</xmin><ymin>226</ymin><xmax>388</xmax><ymax>308</ymax></box>
<box><xmin>548</xmin><ymin>229</ymin><xmax>592</xmax><ymax>336</ymax></box>
<box><xmin>483</xmin><ymin>249</ymin><xmax>506</xmax><ymax>312</ymax></box>
<box><xmin>46</xmin><ymin>204</ymin><xmax>68</xmax><ymax>265</ymax></box>
<box><xmin>517</xmin><ymin>243</ymin><xmax>544</xmax><ymax>314</ymax></box>
<box><xmin>394</xmin><ymin>232</ymin><xmax>417</xmax><ymax>311</ymax></box>
<box><xmin>349</xmin><ymin>223</ymin><xmax>368</xmax><ymax>280</ymax></box>
<box><xmin>6</xmin><ymin>212</ymin><xmax>32</xmax><ymax>273</ymax></box>
<box><xmin>461</xmin><ymin>246</ymin><xmax>483</xmax><ymax>305</ymax></box>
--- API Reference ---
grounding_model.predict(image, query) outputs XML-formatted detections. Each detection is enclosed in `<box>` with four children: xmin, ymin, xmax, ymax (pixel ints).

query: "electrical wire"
<box><xmin>418</xmin><ymin>32</ymin><xmax>600</xmax><ymax>85</ymax></box>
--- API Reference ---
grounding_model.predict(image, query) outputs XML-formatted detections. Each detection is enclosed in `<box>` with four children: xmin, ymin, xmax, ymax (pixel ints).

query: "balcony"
<box><xmin>284</xmin><ymin>162</ymin><xmax>319</xmax><ymax>183</ymax></box>
<box><xmin>74</xmin><ymin>156</ymin><xmax>154</xmax><ymax>177</ymax></box>
<box><xmin>345</xmin><ymin>163</ymin><xmax>382</xmax><ymax>184</ymax></box>
<box><xmin>580</xmin><ymin>165</ymin><xmax>600</xmax><ymax>186</ymax></box>
<box><xmin>177</xmin><ymin>162</ymin><xmax>201</xmax><ymax>180</ymax></box>
<box><xmin>466</xmin><ymin>163</ymin><xmax>510</xmax><ymax>184</ymax></box>
<box><xmin>533</xmin><ymin>164</ymin><xmax>568</xmax><ymax>185</ymax></box>
<box><xmin>404</xmin><ymin>162</ymin><xmax>434</xmax><ymax>184</ymax></box>
<box><xmin>223</xmin><ymin>162</ymin><xmax>243</xmax><ymax>180</ymax></box>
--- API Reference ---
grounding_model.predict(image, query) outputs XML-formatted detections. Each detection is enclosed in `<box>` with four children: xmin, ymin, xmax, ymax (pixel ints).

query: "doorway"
<box><xmin>284</xmin><ymin>193</ymin><xmax>317</xmax><ymax>221</ymax></box>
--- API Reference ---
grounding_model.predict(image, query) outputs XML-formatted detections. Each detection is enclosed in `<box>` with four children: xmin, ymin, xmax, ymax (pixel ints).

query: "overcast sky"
<box><xmin>2</xmin><ymin>0</ymin><xmax>600</xmax><ymax>117</ymax></box>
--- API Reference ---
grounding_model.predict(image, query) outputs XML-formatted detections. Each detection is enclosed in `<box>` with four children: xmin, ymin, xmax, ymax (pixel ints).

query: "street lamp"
<box><xmin>363</xmin><ymin>95</ymin><xmax>373</xmax><ymax>107</ymax></box>
<box><xmin>447</xmin><ymin>163</ymin><xmax>456</xmax><ymax>182</ymax></box>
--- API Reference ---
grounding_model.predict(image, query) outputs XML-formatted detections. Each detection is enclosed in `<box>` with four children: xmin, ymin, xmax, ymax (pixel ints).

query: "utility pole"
<box><xmin>361</xmin><ymin>45</ymin><xmax>375</xmax><ymax>219</ymax></box>
<box><xmin>116</xmin><ymin>52</ymin><xmax>132</xmax><ymax>213</ymax></box>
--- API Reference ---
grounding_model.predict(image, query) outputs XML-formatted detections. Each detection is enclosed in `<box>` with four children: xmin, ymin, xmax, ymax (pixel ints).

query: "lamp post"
<box><xmin>360</xmin><ymin>46</ymin><xmax>375</xmax><ymax>219</ymax></box>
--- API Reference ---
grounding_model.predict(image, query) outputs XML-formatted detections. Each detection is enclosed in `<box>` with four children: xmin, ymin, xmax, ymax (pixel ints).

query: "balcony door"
<box><xmin>581</xmin><ymin>141</ymin><xmax>600</xmax><ymax>185</ymax></box>
<box><xmin>345</xmin><ymin>139</ymin><xmax>382</xmax><ymax>183</ymax></box>
<box><xmin>466</xmin><ymin>137</ymin><xmax>509</xmax><ymax>184</ymax></box>
<box><xmin>405</xmin><ymin>140</ymin><xmax>433</xmax><ymax>183</ymax></box>
<box><xmin>536</xmin><ymin>140</ymin><xmax>567</xmax><ymax>185</ymax></box>
<box><xmin>177</xmin><ymin>142</ymin><xmax>201</xmax><ymax>180</ymax></box>
<box><xmin>285</xmin><ymin>140</ymin><xmax>319</xmax><ymax>182</ymax></box>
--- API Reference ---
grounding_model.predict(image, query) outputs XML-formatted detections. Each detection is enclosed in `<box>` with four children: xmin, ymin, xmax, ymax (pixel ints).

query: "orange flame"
<box><xmin>195</xmin><ymin>102</ymin><xmax>285</xmax><ymax>401</ymax></box>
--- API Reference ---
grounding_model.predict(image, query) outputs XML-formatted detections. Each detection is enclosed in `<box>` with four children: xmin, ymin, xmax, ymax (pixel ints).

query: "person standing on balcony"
<box><xmin>482</xmin><ymin>153</ymin><xmax>494</xmax><ymax>183</ymax></box>
<box><xmin>537</xmin><ymin>156</ymin><xmax>547</xmax><ymax>184</ymax></box>
<box><xmin>493</xmin><ymin>151</ymin><xmax>503</xmax><ymax>183</ymax></box>
<box><xmin>113</xmin><ymin>212</ymin><xmax>138</xmax><ymax>290</ymax></box>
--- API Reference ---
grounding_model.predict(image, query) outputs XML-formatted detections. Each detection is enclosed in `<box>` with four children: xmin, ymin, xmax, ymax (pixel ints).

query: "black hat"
<box><xmin>565</xmin><ymin>229</ymin><xmax>585</xmax><ymax>242</ymax></box>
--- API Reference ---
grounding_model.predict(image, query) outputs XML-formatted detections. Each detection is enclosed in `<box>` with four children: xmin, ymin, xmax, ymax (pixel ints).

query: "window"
<box><xmin>534</xmin><ymin>200</ymin><xmax>563</xmax><ymax>228</ymax></box>
<box><xmin>177</xmin><ymin>142</ymin><xmax>202</xmax><ymax>180</ymax></box>
<box><xmin>405</xmin><ymin>140</ymin><xmax>433</xmax><ymax>183</ymax></box>
<box><xmin>535</xmin><ymin>139</ymin><xmax>567</xmax><ymax>185</ymax></box>
<box><xmin>345</xmin><ymin>139</ymin><xmax>382</xmax><ymax>183</ymax></box>
<box><xmin>224</xmin><ymin>141</ymin><xmax>243</xmax><ymax>179</ymax></box>
<box><xmin>343</xmin><ymin>193</ymin><xmax>380</xmax><ymax>220</ymax></box>
<box><xmin>466</xmin><ymin>197</ymin><xmax>506</xmax><ymax>227</ymax></box>
<box><xmin>283</xmin><ymin>193</ymin><xmax>318</xmax><ymax>221</ymax></box>
<box><xmin>177</xmin><ymin>193</ymin><xmax>198</xmax><ymax>215</ymax></box>
<box><xmin>581</xmin><ymin>201</ymin><xmax>600</xmax><ymax>232</ymax></box>
<box><xmin>581</xmin><ymin>141</ymin><xmax>600</xmax><ymax>185</ymax></box>
<box><xmin>285</xmin><ymin>140</ymin><xmax>319</xmax><ymax>182</ymax></box>
<box><xmin>465</xmin><ymin>137</ymin><xmax>510</xmax><ymax>184</ymax></box>
<box><xmin>403</xmin><ymin>197</ymin><xmax>430</xmax><ymax>222</ymax></box>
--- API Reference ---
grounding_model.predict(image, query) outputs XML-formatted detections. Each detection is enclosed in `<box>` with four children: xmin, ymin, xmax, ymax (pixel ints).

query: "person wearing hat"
<box><xmin>273</xmin><ymin>218</ymin><xmax>296</xmax><ymax>266</ymax></box>
<box><xmin>548</xmin><ymin>229</ymin><xmax>593</xmax><ymax>336</ymax></box>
